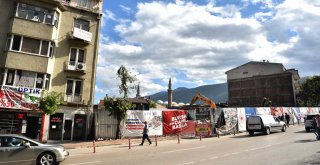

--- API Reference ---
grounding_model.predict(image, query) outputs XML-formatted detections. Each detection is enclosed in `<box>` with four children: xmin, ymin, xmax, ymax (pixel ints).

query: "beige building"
<box><xmin>225</xmin><ymin>61</ymin><xmax>300</xmax><ymax>107</ymax></box>
<box><xmin>0</xmin><ymin>0</ymin><xmax>103</xmax><ymax>141</ymax></box>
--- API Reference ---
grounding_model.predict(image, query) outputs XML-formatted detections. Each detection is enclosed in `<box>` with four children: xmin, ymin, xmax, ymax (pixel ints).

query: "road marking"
<box><xmin>200</xmin><ymin>159</ymin><xmax>207</xmax><ymax>162</ymax></box>
<box><xmin>209</xmin><ymin>156</ymin><xmax>218</xmax><ymax>160</ymax></box>
<box><xmin>162</xmin><ymin>146</ymin><xmax>205</xmax><ymax>154</ymax></box>
<box><xmin>182</xmin><ymin>161</ymin><xmax>195</xmax><ymax>164</ymax></box>
<box><xmin>67</xmin><ymin>161</ymin><xmax>101</xmax><ymax>165</ymax></box>
<box><xmin>231</xmin><ymin>152</ymin><xmax>240</xmax><ymax>155</ymax></box>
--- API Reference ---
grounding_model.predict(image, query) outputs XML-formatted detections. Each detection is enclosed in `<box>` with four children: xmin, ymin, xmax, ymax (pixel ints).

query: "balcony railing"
<box><xmin>64</xmin><ymin>61</ymin><xmax>86</xmax><ymax>72</ymax></box>
<box><xmin>64</xmin><ymin>94</ymin><xmax>83</xmax><ymax>104</ymax></box>
<box><xmin>56</xmin><ymin>0</ymin><xmax>101</xmax><ymax>13</ymax></box>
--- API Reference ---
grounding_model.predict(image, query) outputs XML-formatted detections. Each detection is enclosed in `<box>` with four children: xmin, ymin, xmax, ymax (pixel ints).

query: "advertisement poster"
<box><xmin>271</xmin><ymin>107</ymin><xmax>283</xmax><ymax>117</ymax></box>
<box><xmin>122</xmin><ymin>110</ymin><xmax>163</xmax><ymax>137</ymax></box>
<box><xmin>245</xmin><ymin>107</ymin><xmax>256</xmax><ymax>117</ymax></box>
<box><xmin>0</xmin><ymin>86</ymin><xmax>41</xmax><ymax>110</ymax></box>
<box><xmin>162</xmin><ymin>110</ymin><xmax>193</xmax><ymax>135</ymax></box>
<box><xmin>256</xmin><ymin>107</ymin><xmax>271</xmax><ymax>115</ymax></box>
<box><xmin>195</xmin><ymin>123</ymin><xmax>211</xmax><ymax>137</ymax></box>
<box><xmin>221</xmin><ymin>108</ymin><xmax>238</xmax><ymax>133</ymax></box>
<box><xmin>237</xmin><ymin>108</ymin><xmax>246</xmax><ymax>131</ymax></box>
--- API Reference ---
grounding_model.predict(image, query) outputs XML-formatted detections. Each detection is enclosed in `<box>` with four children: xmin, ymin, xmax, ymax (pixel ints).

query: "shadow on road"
<box><xmin>295</xmin><ymin>130</ymin><xmax>311</xmax><ymax>133</ymax></box>
<box><xmin>294</xmin><ymin>139</ymin><xmax>318</xmax><ymax>143</ymax></box>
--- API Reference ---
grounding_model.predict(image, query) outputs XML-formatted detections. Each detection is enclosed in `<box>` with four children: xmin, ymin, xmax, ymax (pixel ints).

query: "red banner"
<box><xmin>162</xmin><ymin>110</ymin><xmax>195</xmax><ymax>135</ymax></box>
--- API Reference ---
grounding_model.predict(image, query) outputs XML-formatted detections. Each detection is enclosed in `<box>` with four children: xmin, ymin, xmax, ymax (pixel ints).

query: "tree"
<box><xmin>104</xmin><ymin>65</ymin><xmax>137</xmax><ymax>139</ymax></box>
<box><xmin>39</xmin><ymin>91</ymin><xmax>63</xmax><ymax>115</ymax></box>
<box><xmin>147</xmin><ymin>100</ymin><xmax>157</xmax><ymax>108</ymax></box>
<box><xmin>104</xmin><ymin>97</ymin><xmax>135</xmax><ymax>139</ymax></box>
<box><xmin>262</xmin><ymin>97</ymin><xmax>272</xmax><ymax>107</ymax></box>
<box><xmin>117</xmin><ymin>65</ymin><xmax>136</xmax><ymax>98</ymax></box>
<box><xmin>300</xmin><ymin>76</ymin><xmax>320</xmax><ymax>106</ymax></box>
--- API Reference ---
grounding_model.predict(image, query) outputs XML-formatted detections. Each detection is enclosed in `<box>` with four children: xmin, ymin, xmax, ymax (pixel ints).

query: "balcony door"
<box><xmin>66</xmin><ymin>79</ymin><xmax>82</xmax><ymax>103</ymax></box>
<box><xmin>69</xmin><ymin>48</ymin><xmax>85</xmax><ymax>70</ymax></box>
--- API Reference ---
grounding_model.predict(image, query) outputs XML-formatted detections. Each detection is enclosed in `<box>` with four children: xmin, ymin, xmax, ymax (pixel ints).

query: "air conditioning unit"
<box><xmin>76</xmin><ymin>63</ymin><xmax>86</xmax><ymax>71</ymax></box>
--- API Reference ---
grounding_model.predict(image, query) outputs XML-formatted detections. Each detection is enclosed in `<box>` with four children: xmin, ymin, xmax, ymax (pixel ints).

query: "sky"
<box><xmin>94</xmin><ymin>0</ymin><xmax>320</xmax><ymax>103</ymax></box>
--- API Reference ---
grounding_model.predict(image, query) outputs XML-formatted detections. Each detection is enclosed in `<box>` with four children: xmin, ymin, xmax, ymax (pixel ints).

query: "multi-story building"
<box><xmin>0</xmin><ymin>0</ymin><xmax>103</xmax><ymax>142</ymax></box>
<box><xmin>225</xmin><ymin>61</ymin><xmax>300</xmax><ymax>107</ymax></box>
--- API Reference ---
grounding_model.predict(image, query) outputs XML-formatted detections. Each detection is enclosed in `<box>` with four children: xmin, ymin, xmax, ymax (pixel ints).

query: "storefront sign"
<box><xmin>0</xmin><ymin>86</ymin><xmax>41</xmax><ymax>110</ymax></box>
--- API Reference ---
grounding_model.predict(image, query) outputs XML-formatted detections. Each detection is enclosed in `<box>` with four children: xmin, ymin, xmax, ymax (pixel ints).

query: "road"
<box><xmin>62</xmin><ymin>125</ymin><xmax>320</xmax><ymax>165</ymax></box>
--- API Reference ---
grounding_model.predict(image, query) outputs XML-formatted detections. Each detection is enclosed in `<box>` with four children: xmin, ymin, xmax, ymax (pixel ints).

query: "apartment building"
<box><xmin>0</xmin><ymin>0</ymin><xmax>103</xmax><ymax>142</ymax></box>
<box><xmin>225</xmin><ymin>61</ymin><xmax>300</xmax><ymax>107</ymax></box>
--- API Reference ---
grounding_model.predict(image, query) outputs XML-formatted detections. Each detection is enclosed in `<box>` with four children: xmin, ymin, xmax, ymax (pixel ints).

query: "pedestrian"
<box><xmin>140</xmin><ymin>121</ymin><xmax>152</xmax><ymax>146</ymax></box>
<box><xmin>314</xmin><ymin>114</ymin><xmax>320</xmax><ymax>140</ymax></box>
<box><xmin>285</xmin><ymin>113</ymin><xmax>291</xmax><ymax>127</ymax></box>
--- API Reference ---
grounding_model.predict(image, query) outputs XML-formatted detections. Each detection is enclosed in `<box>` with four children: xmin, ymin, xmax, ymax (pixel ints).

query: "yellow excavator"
<box><xmin>189</xmin><ymin>92</ymin><xmax>217</xmax><ymax>109</ymax></box>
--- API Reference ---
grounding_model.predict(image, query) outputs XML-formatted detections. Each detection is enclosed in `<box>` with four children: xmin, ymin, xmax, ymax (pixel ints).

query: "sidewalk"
<box><xmin>51</xmin><ymin>135</ymin><xmax>212</xmax><ymax>149</ymax></box>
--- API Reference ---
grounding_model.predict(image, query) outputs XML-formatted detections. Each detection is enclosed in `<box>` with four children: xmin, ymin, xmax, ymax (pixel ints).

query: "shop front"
<box><xmin>48</xmin><ymin>106</ymin><xmax>91</xmax><ymax>141</ymax></box>
<box><xmin>0</xmin><ymin>86</ymin><xmax>49</xmax><ymax>141</ymax></box>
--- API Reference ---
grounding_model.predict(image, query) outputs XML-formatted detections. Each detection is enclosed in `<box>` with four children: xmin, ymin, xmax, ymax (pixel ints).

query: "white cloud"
<box><xmin>96</xmin><ymin>0</ymin><xmax>320</xmax><ymax>99</ymax></box>
<box><xmin>120</xmin><ymin>5</ymin><xmax>132</xmax><ymax>14</ymax></box>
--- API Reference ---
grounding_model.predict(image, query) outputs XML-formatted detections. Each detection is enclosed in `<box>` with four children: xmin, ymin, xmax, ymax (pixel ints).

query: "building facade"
<box><xmin>225</xmin><ymin>61</ymin><xmax>300</xmax><ymax>107</ymax></box>
<box><xmin>0</xmin><ymin>0</ymin><xmax>103</xmax><ymax>141</ymax></box>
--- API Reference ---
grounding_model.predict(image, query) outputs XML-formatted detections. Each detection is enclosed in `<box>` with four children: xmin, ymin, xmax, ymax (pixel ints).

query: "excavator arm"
<box><xmin>189</xmin><ymin>93</ymin><xmax>217</xmax><ymax>109</ymax></box>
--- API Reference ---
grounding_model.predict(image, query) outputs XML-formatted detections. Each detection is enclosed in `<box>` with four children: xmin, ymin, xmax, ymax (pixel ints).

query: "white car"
<box><xmin>246</xmin><ymin>115</ymin><xmax>286</xmax><ymax>136</ymax></box>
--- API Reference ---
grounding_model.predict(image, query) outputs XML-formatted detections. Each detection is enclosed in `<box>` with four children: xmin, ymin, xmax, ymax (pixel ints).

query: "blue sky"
<box><xmin>94</xmin><ymin>0</ymin><xmax>320</xmax><ymax>103</ymax></box>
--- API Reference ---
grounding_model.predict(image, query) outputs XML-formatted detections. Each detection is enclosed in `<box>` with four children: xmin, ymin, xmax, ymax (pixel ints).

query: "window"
<box><xmin>2</xmin><ymin>137</ymin><xmax>26</xmax><ymax>147</ymax></box>
<box><xmin>15</xmin><ymin>3</ymin><xmax>58</xmax><ymax>26</ymax></box>
<box><xmin>66</xmin><ymin>79</ymin><xmax>82</xmax><ymax>102</ymax></box>
<box><xmin>77</xmin><ymin>0</ymin><xmax>90</xmax><ymax>8</ymax></box>
<box><xmin>74</xmin><ymin>19</ymin><xmax>89</xmax><ymax>31</ymax></box>
<box><xmin>6</xmin><ymin>35</ymin><xmax>54</xmax><ymax>57</ymax></box>
<box><xmin>3</xmin><ymin>69</ymin><xmax>50</xmax><ymax>89</ymax></box>
<box><xmin>69</xmin><ymin>48</ymin><xmax>85</xmax><ymax>66</ymax></box>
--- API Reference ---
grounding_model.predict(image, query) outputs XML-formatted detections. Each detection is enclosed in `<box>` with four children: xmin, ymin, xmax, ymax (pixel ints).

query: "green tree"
<box><xmin>104</xmin><ymin>65</ymin><xmax>137</xmax><ymax>139</ymax></box>
<box><xmin>300</xmin><ymin>76</ymin><xmax>320</xmax><ymax>106</ymax></box>
<box><xmin>117</xmin><ymin>65</ymin><xmax>136</xmax><ymax>98</ymax></box>
<box><xmin>104</xmin><ymin>97</ymin><xmax>134</xmax><ymax>139</ymax></box>
<box><xmin>147</xmin><ymin>99</ymin><xmax>157</xmax><ymax>108</ymax></box>
<box><xmin>262</xmin><ymin>97</ymin><xmax>272</xmax><ymax>107</ymax></box>
<box><xmin>39</xmin><ymin>91</ymin><xmax>63</xmax><ymax>115</ymax></box>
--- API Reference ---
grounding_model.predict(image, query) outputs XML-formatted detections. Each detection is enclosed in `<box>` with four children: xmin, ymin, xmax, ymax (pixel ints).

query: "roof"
<box><xmin>225</xmin><ymin>61</ymin><xmax>284</xmax><ymax>74</ymax></box>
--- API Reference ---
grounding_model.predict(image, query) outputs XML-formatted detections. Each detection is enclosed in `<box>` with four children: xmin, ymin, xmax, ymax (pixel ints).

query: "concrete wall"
<box><xmin>226</xmin><ymin>62</ymin><xmax>285</xmax><ymax>80</ymax></box>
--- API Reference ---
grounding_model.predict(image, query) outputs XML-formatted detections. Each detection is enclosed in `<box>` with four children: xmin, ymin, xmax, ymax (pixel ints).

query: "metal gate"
<box><xmin>95</xmin><ymin>110</ymin><xmax>118</xmax><ymax>139</ymax></box>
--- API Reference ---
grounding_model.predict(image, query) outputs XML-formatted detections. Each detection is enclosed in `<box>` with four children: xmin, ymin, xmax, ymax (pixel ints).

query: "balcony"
<box><xmin>64</xmin><ymin>94</ymin><xmax>83</xmax><ymax>104</ymax></box>
<box><xmin>56</xmin><ymin>0</ymin><xmax>102</xmax><ymax>13</ymax></box>
<box><xmin>70</xmin><ymin>27</ymin><xmax>92</xmax><ymax>43</ymax></box>
<box><xmin>64</xmin><ymin>61</ymin><xmax>86</xmax><ymax>72</ymax></box>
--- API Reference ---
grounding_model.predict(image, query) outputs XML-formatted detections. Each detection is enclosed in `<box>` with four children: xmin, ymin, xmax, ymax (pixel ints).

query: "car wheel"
<box><xmin>249</xmin><ymin>131</ymin><xmax>254</xmax><ymax>136</ymax></box>
<box><xmin>265</xmin><ymin>128</ymin><xmax>270</xmax><ymax>135</ymax></box>
<box><xmin>306</xmin><ymin>128</ymin><xmax>310</xmax><ymax>132</ymax></box>
<box><xmin>37</xmin><ymin>152</ymin><xmax>57</xmax><ymax>165</ymax></box>
<box><xmin>282</xmin><ymin>125</ymin><xmax>286</xmax><ymax>132</ymax></box>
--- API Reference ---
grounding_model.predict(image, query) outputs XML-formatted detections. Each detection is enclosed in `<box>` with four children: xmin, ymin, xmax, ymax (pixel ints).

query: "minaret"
<box><xmin>167</xmin><ymin>78</ymin><xmax>172</xmax><ymax>108</ymax></box>
<box><xmin>136</xmin><ymin>84</ymin><xmax>141</xmax><ymax>98</ymax></box>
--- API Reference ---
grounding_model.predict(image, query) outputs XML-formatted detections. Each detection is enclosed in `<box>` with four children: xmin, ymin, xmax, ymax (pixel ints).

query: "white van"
<box><xmin>246</xmin><ymin>115</ymin><xmax>286</xmax><ymax>136</ymax></box>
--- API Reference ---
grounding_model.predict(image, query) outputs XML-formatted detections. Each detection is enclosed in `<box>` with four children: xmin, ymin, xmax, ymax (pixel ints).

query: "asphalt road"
<box><xmin>62</xmin><ymin>125</ymin><xmax>320</xmax><ymax>165</ymax></box>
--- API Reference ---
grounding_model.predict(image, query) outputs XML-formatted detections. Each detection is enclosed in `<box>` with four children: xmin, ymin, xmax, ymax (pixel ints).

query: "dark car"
<box><xmin>0</xmin><ymin>134</ymin><xmax>69</xmax><ymax>165</ymax></box>
<box><xmin>305</xmin><ymin>114</ymin><xmax>317</xmax><ymax>132</ymax></box>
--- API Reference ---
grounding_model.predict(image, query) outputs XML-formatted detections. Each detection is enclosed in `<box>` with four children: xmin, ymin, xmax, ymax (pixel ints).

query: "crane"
<box><xmin>189</xmin><ymin>92</ymin><xmax>217</xmax><ymax>110</ymax></box>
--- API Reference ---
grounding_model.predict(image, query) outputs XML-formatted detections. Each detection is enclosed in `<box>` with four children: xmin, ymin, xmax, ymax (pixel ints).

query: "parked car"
<box><xmin>0</xmin><ymin>134</ymin><xmax>69</xmax><ymax>165</ymax></box>
<box><xmin>305</xmin><ymin>114</ymin><xmax>317</xmax><ymax>132</ymax></box>
<box><xmin>246</xmin><ymin>115</ymin><xmax>286</xmax><ymax>136</ymax></box>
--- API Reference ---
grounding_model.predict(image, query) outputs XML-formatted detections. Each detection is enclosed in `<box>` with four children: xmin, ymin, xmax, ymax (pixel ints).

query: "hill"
<box><xmin>148</xmin><ymin>83</ymin><xmax>228</xmax><ymax>104</ymax></box>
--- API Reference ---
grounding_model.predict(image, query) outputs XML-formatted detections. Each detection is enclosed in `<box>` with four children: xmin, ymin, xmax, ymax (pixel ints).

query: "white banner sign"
<box><xmin>122</xmin><ymin>110</ymin><xmax>163</xmax><ymax>137</ymax></box>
